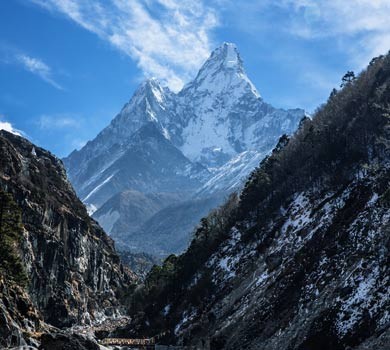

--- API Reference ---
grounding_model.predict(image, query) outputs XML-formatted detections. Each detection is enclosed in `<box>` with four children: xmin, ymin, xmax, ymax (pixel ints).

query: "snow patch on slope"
<box><xmin>83</xmin><ymin>173</ymin><xmax>117</xmax><ymax>202</ymax></box>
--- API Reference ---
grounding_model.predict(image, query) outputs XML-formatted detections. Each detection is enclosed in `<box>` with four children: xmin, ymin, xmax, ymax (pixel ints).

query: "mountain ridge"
<box><xmin>64</xmin><ymin>42</ymin><xmax>306</xmax><ymax>257</ymax></box>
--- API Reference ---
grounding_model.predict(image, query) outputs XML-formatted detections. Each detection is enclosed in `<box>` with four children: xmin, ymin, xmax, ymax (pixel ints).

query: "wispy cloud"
<box><xmin>275</xmin><ymin>0</ymin><xmax>390</xmax><ymax>67</ymax></box>
<box><xmin>29</xmin><ymin>0</ymin><xmax>218</xmax><ymax>91</ymax></box>
<box><xmin>38</xmin><ymin>114</ymin><xmax>81</xmax><ymax>129</ymax></box>
<box><xmin>0</xmin><ymin>44</ymin><xmax>63</xmax><ymax>90</ymax></box>
<box><xmin>215</xmin><ymin>0</ymin><xmax>390</xmax><ymax>110</ymax></box>
<box><xmin>0</xmin><ymin>115</ymin><xmax>22</xmax><ymax>136</ymax></box>
<box><xmin>16</xmin><ymin>54</ymin><xmax>63</xmax><ymax>90</ymax></box>
<box><xmin>221</xmin><ymin>0</ymin><xmax>390</xmax><ymax>68</ymax></box>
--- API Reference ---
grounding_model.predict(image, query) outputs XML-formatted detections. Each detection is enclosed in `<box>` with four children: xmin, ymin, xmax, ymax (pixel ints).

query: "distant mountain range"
<box><xmin>63</xmin><ymin>43</ymin><xmax>306</xmax><ymax>257</ymax></box>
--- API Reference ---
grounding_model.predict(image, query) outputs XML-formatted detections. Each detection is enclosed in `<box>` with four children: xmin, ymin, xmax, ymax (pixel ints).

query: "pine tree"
<box><xmin>0</xmin><ymin>190</ymin><xmax>28</xmax><ymax>287</ymax></box>
<box><xmin>340</xmin><ymin>71</ymin><xmax>356</xmax><ymax>88</ymax></box>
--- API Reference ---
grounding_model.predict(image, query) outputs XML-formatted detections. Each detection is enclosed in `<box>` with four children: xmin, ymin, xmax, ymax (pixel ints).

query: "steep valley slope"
<box><xmin>116</xmin><ymin>53</ymin><xmax>390</xmax><ymax>349</ymax></box>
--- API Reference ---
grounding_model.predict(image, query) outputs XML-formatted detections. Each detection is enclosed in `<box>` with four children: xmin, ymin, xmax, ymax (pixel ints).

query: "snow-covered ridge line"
<box><xmin>63</xmin><ymin>42</ymin><xmax>306</xmax><ymax>255</ymax></box>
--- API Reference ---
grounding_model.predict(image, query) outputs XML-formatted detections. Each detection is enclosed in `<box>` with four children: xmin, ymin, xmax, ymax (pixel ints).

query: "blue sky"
<box><xmin>1</xmin><ymin>0</ymin><xmax>390</xmax><ymax>157</ymax></box>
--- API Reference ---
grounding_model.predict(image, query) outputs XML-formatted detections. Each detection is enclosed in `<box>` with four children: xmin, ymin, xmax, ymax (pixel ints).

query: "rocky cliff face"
<box><xmin>0</xmin><ymin>276</ymin><xmax>47</xmax><ymax>348</ymax></box>
<box><xmin>122</xmin><ymin>54</ymin><xmax>390</xmax><ymax>349</ymax></box>
<box><xmin>0</xmin><ymin>130</ymin><xmax>134</xmax><ymax>347</ymax></box>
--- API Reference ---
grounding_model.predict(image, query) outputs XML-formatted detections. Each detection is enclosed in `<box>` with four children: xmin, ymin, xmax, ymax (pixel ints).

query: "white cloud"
<box><xmin>221</xmin><ymin>0</ymin><xmax>390</xmax><ymax>69</ymax></box>
<box><xmin>16</xmin><ymin>54</ymin><xmax>63</xmax><ymax>90</ymax></box>
<box><xmin>277</xmin><ymin>0</ymin><xmax>390</xmax><ymax>67</ymax></box>
<box><xmin>0</xmin><ymin>116</ymin><xmax>22</xmax><ymax>136</ymax></box>
<box><xmin>38</xmin><ymin>114</ymin><xmax>81</xmax><ymax>129</ymax></box>
<box><xmin>30</xmin><ymin>0</ymin><xmax>219</xmax><ymax>91</ymax></box>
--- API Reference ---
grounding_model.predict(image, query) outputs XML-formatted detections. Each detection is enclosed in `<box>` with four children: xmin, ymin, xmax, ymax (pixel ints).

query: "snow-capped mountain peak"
<box><xmin>201</xmin><ymin>42</ymin><xmax>243</xmax><ymax>72</ymax></box>
<box><xmin>221</xmin><ymin>42</ymin><xmax>240</xmax><ymax>69</ymax></box>
<box><xmin>124</xmin><ymin>77</ymin><xmax>168</xmax><ymax>112</ymax></box>
<box><xmin>181</xmin><ymin>42</ymin><xmax>260</xmax><ymax>99</ymax></box>
<box><xmin>102</xmin><ymin>77</ymin><xmax>174</xmax><ymax>145</ymax></box>
<box><xmin>63</xmin><ymin>42</ymin><xmax>306</xmax><ymax>259</ymax></box>
<box><xmin>64</xmin><ymin>43</ymin><xmax>306</xmax><ymax>236</ymax></box>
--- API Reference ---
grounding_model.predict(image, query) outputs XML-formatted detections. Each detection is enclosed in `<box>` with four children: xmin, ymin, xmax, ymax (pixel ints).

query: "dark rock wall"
<box><xmin>0</xmin><ymin>131</ymin><xmax>134</xmax><ymax>332</ymax></box>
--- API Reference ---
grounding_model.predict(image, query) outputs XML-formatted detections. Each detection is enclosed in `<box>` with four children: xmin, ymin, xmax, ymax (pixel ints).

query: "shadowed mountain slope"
<box><xmin>0</xmin><ymin>131</ymin><xmax>134</xmax><ymax>348</ymax></box>
<box><xmin>119</xmin><ymin>53</ymin><xmax>390</xmax><ymax>350</ymax></box>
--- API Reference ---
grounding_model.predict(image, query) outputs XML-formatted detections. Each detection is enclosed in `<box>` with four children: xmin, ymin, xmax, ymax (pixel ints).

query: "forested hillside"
<box><xmin>118</xmin><ymin>53</ymin><xmax>390</xmax><ymax>350</ymax></box>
